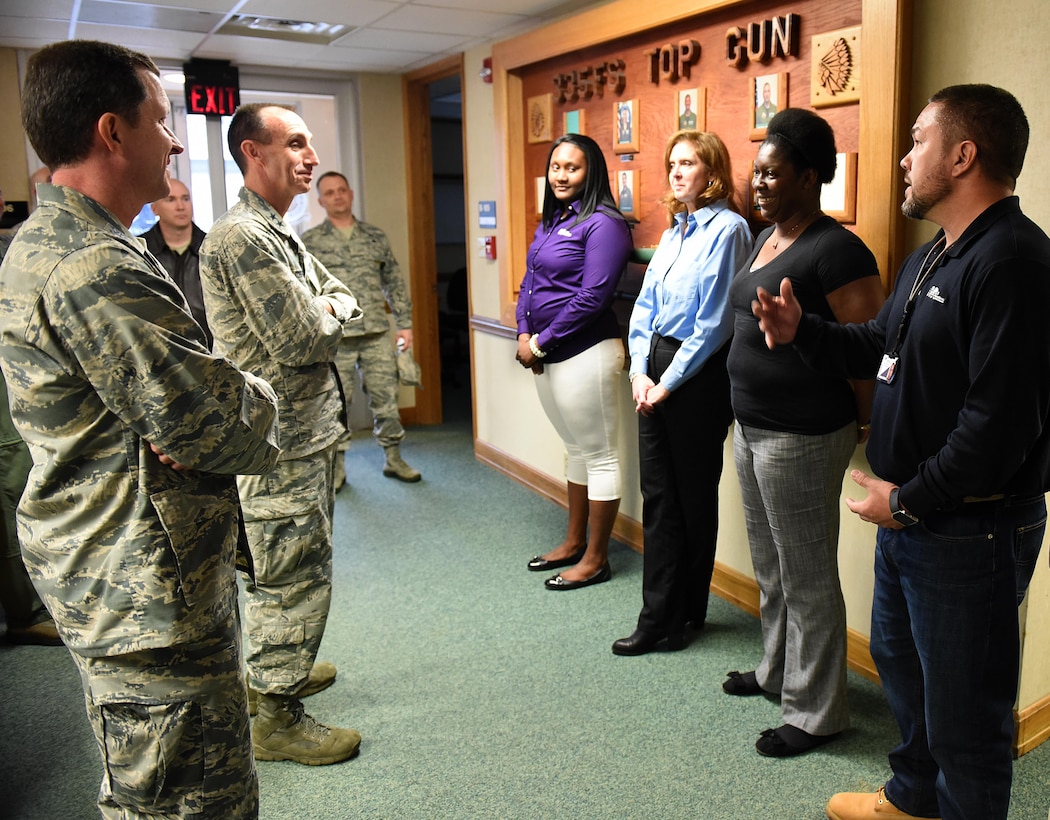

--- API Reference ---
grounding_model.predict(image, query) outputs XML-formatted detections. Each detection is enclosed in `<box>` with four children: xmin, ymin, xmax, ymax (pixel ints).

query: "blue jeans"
<box><xmin>874</xmin><ymin>495</ymin><xmax>1045</xmax><ymax>820</ymax></box>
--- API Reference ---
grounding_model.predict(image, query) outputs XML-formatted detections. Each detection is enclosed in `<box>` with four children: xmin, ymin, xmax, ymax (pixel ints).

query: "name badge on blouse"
<box><xmin>877</xmin><ymin>353</ymin><xmax>899</xmax><ymax>384</ymax></box>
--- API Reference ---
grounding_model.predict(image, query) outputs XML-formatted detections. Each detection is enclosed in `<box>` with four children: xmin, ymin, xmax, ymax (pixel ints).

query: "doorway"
<box><xmin>402</xmin><ymin>55</ymin><xmax>467</xmax><ymax>427</ymax></box>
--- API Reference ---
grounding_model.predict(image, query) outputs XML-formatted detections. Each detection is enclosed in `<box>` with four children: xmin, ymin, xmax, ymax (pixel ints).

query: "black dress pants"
<box><xmin>636</xmin><ymin>335</ymin><xmax>733</xmax><ymax>634</ymax></box>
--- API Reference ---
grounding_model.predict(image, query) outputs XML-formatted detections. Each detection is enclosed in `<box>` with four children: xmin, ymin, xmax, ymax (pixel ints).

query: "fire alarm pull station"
<box><xmin>483</xmin><ymin>236</ymin><xmax>497</xmax><ymax>260</ymax></box>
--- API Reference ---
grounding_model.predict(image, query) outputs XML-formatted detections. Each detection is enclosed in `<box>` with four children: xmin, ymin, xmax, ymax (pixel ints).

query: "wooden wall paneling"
<box><xmin>856</xmin><ymin>0</ymin><xmax>912</xmax><ymax>288</ymax></box>
<box><xmin>492</xmin><ymin>0</ymin><xmax>911</xmax><ymax>318</ymax></box>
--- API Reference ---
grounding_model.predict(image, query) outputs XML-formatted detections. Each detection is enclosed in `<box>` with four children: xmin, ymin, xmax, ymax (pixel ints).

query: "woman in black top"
<box><xmin>724</xmin><ymin>109</ymin><xmax>884</xmax><ymax>757</ymax></box>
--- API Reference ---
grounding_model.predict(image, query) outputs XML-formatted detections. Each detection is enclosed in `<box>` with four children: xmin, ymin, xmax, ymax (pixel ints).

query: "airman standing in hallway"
<box><xmin>0</xmin><ymin>39</ymin><xmax>282</xmax><ymax>817</ymax></box>
<box><xmin>200</xmin><ymin>103</ymin><xmax>363</xmax><ymax>766</ymax></box>
<box><xmin>303</xmin><ymin>171</ymin><xmax>420</xmax><ymax>487</ymax></box>
<box><xmin>0</xmin><ymin>184</ymin><xmax>60</xmax><ymax>648</ymax></box>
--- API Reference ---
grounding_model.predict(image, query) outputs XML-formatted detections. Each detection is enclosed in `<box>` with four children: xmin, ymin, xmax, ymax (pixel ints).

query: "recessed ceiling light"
<box><xmin>218</xmin><ymin>15</ymin><xmax>351</xmax><ymax>45</ymax></box>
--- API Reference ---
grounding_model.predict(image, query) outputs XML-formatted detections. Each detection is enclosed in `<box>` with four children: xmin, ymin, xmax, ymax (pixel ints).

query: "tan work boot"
<box><xmin>252</xmin><ymin>695</ymin><xmax>361</xmax><ymax>765</ymax></box>
<box><xmin>383</xmin><ymin>445</ymin><xmax>421</xmax><ymax>482</ymax></box>
<box><xmin>333</xmin><ymin>450</ymin><xmax>347</xmax><ymax>492</ymax></box>
<box><xmin>825</xmin><ymin>787</ymin><xmax>939</xmax><ymax>819</ymax></box>
<box><xmin>247</xmin><ymin>660</ymin><xmax>337</xmax><ymax>716</ymax></box>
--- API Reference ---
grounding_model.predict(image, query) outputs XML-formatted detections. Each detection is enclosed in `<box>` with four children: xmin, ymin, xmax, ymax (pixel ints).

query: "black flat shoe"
<box><xmin>755</xmin><ymin>724</ymin><xmax>840</xmax><ymax>758</ymax></box>
<box><xmin>611</xmin><ymin>629</ymin><xmax>685</xmax><ymax>656</ymax></box>
<box><xmin>544</xmin><ymin>563</ymin><xmax>611</xmax><ymax>590</ymax></box>
<box><xmin>527</xmin><ymin>547</ymin><xmax>586</xmax><ymax>572</ymax></box>
<box><xmin>722</xmin><ymin>670</ymin><xmax>765</xmax><ymax>696</ymax></box>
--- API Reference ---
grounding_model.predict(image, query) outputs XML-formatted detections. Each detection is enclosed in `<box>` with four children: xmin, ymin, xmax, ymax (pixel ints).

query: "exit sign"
<box><xmin>183</xmin><ymin>59</ymin><xmax>240</xmax><ymax>118</ymax></box>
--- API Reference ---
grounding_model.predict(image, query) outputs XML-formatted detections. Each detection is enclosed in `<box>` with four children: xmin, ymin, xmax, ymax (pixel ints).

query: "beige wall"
<box><xmin>351</xmin><ymin>73</ymin><xmax>416</xmax><ymax>408</ymax></box>
<box><xmin>463</xmin><ymin>0</ymin><xmax>1050</xmax><ymax>719</ymax></box>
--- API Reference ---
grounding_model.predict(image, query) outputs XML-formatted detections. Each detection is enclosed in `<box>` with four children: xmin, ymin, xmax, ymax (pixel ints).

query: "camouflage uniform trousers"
<box><xmin>237</xmin><ymin>443</ymin><xmax>337</xmax><ymax>695</ymax></box>
<box><xmin>0</xmin><ymin>436</ymin><xmax>48</xmax><ymax>627</ymax></box>
<box><xmin>71</xmin><ymin>617</ymin><xmax>258</xmax><ymax>819</ymax></box>
<box><xmin>334</xmin><ymin>332</ymin><xmax>405</xmax><ymax>451</ymax></box>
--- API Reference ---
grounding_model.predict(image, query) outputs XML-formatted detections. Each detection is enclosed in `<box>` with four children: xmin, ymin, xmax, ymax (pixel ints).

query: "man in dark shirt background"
<box><xmin>752</xmin><ymin>84</ymin><xmax>1050</xmax><ymax>820</ymax></box>
<box><xmin>142</xmin><ymin>177</ymin><xmax>211</xmax><ymax>345</ymax></box>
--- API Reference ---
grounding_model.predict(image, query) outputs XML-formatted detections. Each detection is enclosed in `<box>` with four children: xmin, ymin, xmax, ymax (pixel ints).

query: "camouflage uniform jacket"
<box><xmin>301</xmin><ymin>218</ymin><xmax>412</xmax><ymax>337</ymax></box>
<box><xmin>200</xmin><ymin>188</ymin><xmax>361</xmax><ymax>461</ymax></box>
<box><xmin>0</xmin><ymin>184</ymin><xmax>281</xmax><ymax>657</ymax></box>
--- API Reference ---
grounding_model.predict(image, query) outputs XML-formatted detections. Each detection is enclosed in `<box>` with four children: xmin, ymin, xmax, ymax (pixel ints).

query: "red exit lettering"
<box><xmin>188</xmin><ymin>84</ymin><xmax>237</xmax><ymax>115</ymax></box>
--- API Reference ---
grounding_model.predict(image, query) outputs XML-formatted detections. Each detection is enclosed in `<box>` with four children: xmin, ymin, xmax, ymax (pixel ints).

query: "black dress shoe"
<box><xmin>544</xmin><ymin>563</ymin><xmax>611</xmax><ymax>590</ymax></box>
<box><xmin>527</xmin><ymin>547</ymin><xmax>586</xmax><ymax>572</ymax></box>
<box><xmin>611</xmin><ymin>629</ymin><xmax>685</xmax><ymax>656</ymax></box>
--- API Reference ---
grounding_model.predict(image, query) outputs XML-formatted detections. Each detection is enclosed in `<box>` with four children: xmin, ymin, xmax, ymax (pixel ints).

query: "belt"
<box><xmin>962</xmin><ymin>494</ymin><xmax>1006</xmax><ymax>503</ymax></box>
<box><xmin>653</xmin><ymin>333</ymin><xmax>682</xmax><ymax>350</ymax></box>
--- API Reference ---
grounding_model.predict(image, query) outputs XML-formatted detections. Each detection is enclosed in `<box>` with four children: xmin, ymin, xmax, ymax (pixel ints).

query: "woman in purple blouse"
<box><xmin>516</xmin><ymin>134</ymin><xmax>634</xmax><ymax>590</ymax></box>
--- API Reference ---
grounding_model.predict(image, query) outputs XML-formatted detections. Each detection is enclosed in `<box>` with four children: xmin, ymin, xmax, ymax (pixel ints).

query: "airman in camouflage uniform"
<box><xmin>199</xmin><ymin>103</ymin><xmax>363</xmax><ymax>766</ymax></box>
<box><xmin>0</xmin><ymin>41</ymin><xmax>282</xmax><ymax>818</ymax></box>
<box><xmin>302</xmin><ymin>172</ymin><xmax>420</xmax><ymax>486</ymax></box>
<box><xmin>0</xmin><ymin>188</ymin><xmax>61</xmax><ymax>647</ymax></box>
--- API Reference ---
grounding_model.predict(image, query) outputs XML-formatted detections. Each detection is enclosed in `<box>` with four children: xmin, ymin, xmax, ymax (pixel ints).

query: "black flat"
<box><xmin>755</xmin><ymin>725</ymin><xmax>840</xmax><ymax>757</ymax></box>
<box><xmin>544</xmin><ymin>563</ymin><xmax>611</xmax><ymax>590</ymax></box>
<box><xmin>527</xmin><ymin>547</ymin><xmax>586</xmax><ymax>572</ymax></box>
<box><xmin>722</xmin><ymin>670</ymin><xmax>765</xmax><ymax>696</ymax></box>
<box><xmin>611</xmin><ymin>629</ymin><xmax>685</xmax><ymax>656</ymax></box>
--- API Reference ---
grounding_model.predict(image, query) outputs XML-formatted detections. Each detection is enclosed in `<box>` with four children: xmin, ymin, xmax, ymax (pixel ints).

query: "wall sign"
<box><xmin>552</xmin><ymin>60</ymin><xmax>627</xmax><ymax>104</ymax></box>
<box><xmin>183</xmin><ymin>59</ymin><xmax>240</xmax><ymax>118</ymax></box>
<box><xmin>478</xmin><ymin>201</ymin><xmax>497</xmax><ymax>229</ymax></box>
<box><xmin>643</xmin><ymin>39</ymin><xmax>701</xmax><ymax>84</ymax></box>
<box><xmin>725</xmin><ymin>14</ymin><xmax>800</xmax><ymax>68</ymax></box>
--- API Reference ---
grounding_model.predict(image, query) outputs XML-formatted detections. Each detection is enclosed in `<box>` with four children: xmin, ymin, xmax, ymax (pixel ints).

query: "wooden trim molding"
<box><xmin>1016</xmin><ymin>692</ymin><xmax>1050</xmax><ymax>757</ymax></box>
<box><xmin>474</xmin><ymin>437</ymin><xmax>641</xmax><ymax>548</ymax></box>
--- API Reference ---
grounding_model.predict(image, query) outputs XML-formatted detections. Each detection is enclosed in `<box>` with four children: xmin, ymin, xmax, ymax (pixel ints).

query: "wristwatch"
<box><xmin>889</xmin><ymin>487</ymin><xmax>919</xmax><ymax>527</ymax></box>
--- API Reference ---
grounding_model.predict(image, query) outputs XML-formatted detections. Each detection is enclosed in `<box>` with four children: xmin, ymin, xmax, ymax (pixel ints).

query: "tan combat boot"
<box><xmin>252</xmin><ymin>694</ymin><xmax>361</xmax><ymax>765</ymax></box>
<box><xmin>333</xmin><ymin>448</ymin><xmax>347</xmax><ymax>492</ymax></box>
<box><xmin>383</xmin><ymin>445</ymin><xmax>421</xmax><ymax>482</ymax></box>
<box><xmin>247</xmin><ymin>660</ymin><xmax>337</xmax><ymax>716</ymax></box>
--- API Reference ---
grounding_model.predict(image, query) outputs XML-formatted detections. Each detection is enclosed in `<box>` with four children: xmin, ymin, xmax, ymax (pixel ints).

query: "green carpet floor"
<box><xmin>2</xmin><ymin>412</ymin><xmax>1049</xmax><ymax>818</ymax></box>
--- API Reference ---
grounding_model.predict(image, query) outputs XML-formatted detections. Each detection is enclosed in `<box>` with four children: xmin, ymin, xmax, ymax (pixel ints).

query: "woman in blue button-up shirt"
<box><xmin>611</xmin><ymin>130</ymin><xmax>752</xmax><ymax>656</ymax></box>
<box><xmin>517</xmin><ymin>134</ymin><xmax>633</xmax><ymax>591</ymax></box>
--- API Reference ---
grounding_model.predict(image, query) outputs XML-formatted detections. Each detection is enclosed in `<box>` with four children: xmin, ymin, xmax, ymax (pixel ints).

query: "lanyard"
<box><xmin>888</xmin><ymin>236</ymin><xmax>949</xmax><ymax>357</ymax></box>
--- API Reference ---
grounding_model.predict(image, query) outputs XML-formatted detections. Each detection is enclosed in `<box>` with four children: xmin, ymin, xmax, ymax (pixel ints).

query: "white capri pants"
<box><xmin>533</xmin><ymin>337</ymin><xmax>624</xmax><ymax>501</ymax></box>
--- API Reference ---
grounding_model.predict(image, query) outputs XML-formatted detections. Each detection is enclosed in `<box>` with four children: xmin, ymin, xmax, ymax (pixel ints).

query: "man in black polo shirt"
<box><xmin>752</xmin><ymin>84</ymin><xmax>1050</xmax><ymax>820</ymax></box>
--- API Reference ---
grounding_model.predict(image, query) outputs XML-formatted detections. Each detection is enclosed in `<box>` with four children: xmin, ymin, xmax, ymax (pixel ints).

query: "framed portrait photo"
<box><xmin>613</xmin><ymin>99</ymin><xmax>639</xmax><ymax>154</ymax></box>
<box><xmin>821</xmin><ymin>152</ymin><xmax>858</xmax><ymax>222</ymax></box>
<box><xmin>563</xmin><ymin>108</ymin><xmax>586</xmax><ymax>136</ymax></box>
<box><xmin>616</xmin><ymin>169</ymin><xmax>637</xmax><ymax>217</ymax></box>
<box><xmin>677</xmin><ymin>88</ymin><xmax>705</xmax><ymax>131</ymax></box>
<box><xmin>750</xmin><ymin>72</ymin><xmax>788</xmax><ymax>141</ymax></box>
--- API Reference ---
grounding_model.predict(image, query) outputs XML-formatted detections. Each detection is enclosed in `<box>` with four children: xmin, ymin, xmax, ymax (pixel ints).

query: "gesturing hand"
<box><xmin>752</xmin><ymin>277</ymin><xmax>802</xmax><ymax>350</ymax></box>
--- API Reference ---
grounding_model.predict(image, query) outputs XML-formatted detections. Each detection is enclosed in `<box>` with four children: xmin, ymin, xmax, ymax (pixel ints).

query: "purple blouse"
<box><xmin>516</xmin><ymin>203</ymin><xmax>633</xmax><ymax>363</ymax></box>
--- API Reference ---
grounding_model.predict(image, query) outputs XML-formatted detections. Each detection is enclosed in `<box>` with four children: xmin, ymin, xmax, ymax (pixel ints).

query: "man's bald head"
<box><xmin>151</xmin><ymin>178</ymin><xmax>193</xmax><ymax>232</ymax></box>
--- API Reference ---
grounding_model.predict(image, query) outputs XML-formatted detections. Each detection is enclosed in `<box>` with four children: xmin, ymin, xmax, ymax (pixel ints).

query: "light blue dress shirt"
<box><xmin>628</xmin><ymin>198</ymin><xmax>752</xmax><ymax>391</ymax></box>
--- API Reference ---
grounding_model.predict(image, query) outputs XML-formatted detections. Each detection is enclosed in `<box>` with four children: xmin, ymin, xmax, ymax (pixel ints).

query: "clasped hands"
<box><xmin>515</xmin><ymin>334</ymin><xmax>543</xmax><ymax>374</ymax></box>
<box><xmin>632</xmin><ymin>374</ymin><xmax>669</xmax><ymax>416</ymax></box>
